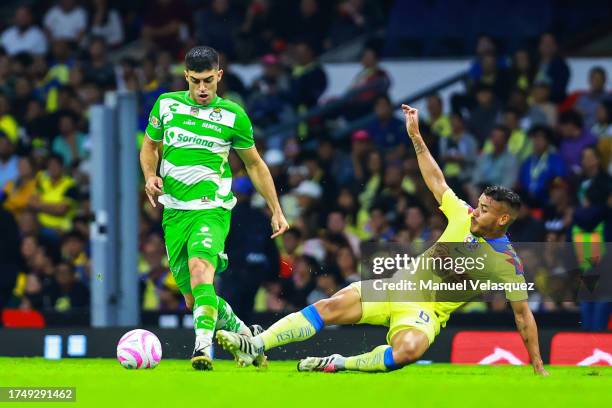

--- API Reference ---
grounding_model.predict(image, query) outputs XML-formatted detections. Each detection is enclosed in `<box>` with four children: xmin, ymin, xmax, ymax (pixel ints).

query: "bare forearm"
<box><xmin>140</xmin><ymin>143</ymin><xmax>159</xmax><ymax>179</ymax></box>
<box><xmin>246</xmin><ymin>160</ymin><xmax>282</xmax><ymax>214</ymax></box>
<box><xmin>516</xmin><ymin>311</ymin><xmax>544</xmax><ymax>368</ymax></box>
<box><xmin>411</xmin><ymin>134</ymin><xmax>447</xmax><ymax>202</ymax></box>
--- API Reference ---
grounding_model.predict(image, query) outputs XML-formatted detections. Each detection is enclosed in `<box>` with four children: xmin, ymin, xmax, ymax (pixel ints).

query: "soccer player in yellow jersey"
<box><xmin>217</xmin><ymin>105</ymin><xmax>549</xmax><ymax>376</ymax></box>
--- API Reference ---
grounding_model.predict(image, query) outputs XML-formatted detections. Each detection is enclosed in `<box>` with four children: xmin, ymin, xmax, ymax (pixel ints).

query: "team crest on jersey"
<box><xmin>190</xmin><ymin>106</ymin><xmax>199</xmax><ymax>116</ymax></box>
<box><xmin>209</xmin><ymin>107</ymin><xmax>223</xmax><ymax>121</ymax></box>
<box><xmin>464</xmin><ymin>234</ymin><xmax>480</xmax><ymax>251</ymax></box>
<box><xmin>150</xmin><ymin>115</ymin><xmax>161</xmax><ymax>129</ymax></box>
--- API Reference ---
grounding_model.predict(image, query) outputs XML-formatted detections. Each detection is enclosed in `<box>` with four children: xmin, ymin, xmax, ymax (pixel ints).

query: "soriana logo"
<box><xmin>451</xmin><ymin>331</ymin><xmax>529</xmax><ymax>365</ymax></box>
<box><xmin>550</xmin><ymin>333</ymin><xmax>612</xmax><ymax>366</ymax></box>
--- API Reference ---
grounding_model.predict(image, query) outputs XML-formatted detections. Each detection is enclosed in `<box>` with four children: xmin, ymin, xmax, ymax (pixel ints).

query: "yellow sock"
<box><xmin>258</xmin><ymin>305</ymin><xmax>323</xmax><ymax>351</ymax></box>
<box><xmin>345</xmin><ymin>345</ymin><xmax>398</xmax><ymax>372</ymax></box>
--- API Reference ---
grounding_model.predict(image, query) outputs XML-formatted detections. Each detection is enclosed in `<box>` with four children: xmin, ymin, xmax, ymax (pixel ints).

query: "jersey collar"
<box><xmin>484</xmin><ymin>234</ymin><xmax>511</xmax><ymax>252</ymax></box>
<box><xmin>185</xmin><ymin>91</ymin><xmax>220</xmax><ymax>106</ymax></box>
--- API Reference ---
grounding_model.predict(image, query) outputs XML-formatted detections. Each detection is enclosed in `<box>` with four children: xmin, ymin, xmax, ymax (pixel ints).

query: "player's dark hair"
<box><xmin>185</xmin><ymin>46</ymin><xmax>219</xmax><ymax>72</ymax></box>
<box><xmin>483</xmin><ymin>185</ymin><xmax>521</xmax><ymax>213</ymax></box>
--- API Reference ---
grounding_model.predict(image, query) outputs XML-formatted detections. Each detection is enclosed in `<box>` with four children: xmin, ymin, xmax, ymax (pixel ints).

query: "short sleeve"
<box><xmin>439</xmin><ymin>188</ymin><xmax>472</xmax><ymax>219</ymax></box>
<box><xmin>145</xmin><ymin>96</ymin><xmax>163</xmax><ymax>141</ymax></box>
<box><xmin>232</xmin><ymin>109</ymin><xmax>255</xmax><ymax>150</ymax></box>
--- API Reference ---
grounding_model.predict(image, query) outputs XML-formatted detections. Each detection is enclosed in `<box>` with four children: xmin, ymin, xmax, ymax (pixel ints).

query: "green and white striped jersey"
<box><xmin>145</xmin><ymin>92</ymin><xmax>254</xmax><ymax>210</ymax></box>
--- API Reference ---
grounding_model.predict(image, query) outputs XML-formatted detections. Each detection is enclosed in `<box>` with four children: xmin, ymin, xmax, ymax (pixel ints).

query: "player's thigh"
<box><xmin>314</xmin><ymin>284</ymin><xmax>364</xmax><ymax>325</ymax></box>
<box><xmin>388</xmin><ymin>303</ymin><xmax>439</xmax><ymax>346</ymax></box>
<box><xmin>162</xmin><ymin>209</ymin><xmax>192</xmax><ymax>295</ymax></box>
<box><xmin>187</xmin><ymin>208</ymin><xmax>231</xmax><ymax>276</ymax></box>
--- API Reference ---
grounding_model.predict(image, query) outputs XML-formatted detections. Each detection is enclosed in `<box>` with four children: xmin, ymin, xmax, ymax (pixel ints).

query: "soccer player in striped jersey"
<box><xmin>140</xmin><ymin>46</ymin><xmax>288</xmax><ymax>370</ymax></box>
<box><xmin>217</xmin><ymin>105</ymin><xmax>549</xmax><ymax>376</ymax></box>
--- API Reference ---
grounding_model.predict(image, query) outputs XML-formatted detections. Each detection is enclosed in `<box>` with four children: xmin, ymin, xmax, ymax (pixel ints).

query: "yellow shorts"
<box><xmin>349</xmin><ymin>282</ymin><xmax>440</xmax><ymax>345</ymax></box>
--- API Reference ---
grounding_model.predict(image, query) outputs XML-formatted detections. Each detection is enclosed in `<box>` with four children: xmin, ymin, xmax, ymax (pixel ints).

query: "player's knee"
<box><xmin>393</xmin><ymin>339</ymin><xmax>423</xmax><ymax>365</ymax></box>
<box><xmin>313</xmin><ymin>297</ymin><xmax>341</xmax><ymax>323</ymax></box>
<box><xmin>184</xmin><ymin>296</ymin><xmax>194</xmax><ymax>311</ymax></box>
<box><xmin>188</xmin><ymin>258</ymin><xmax>214</xmax><ymax>285</ymax></box>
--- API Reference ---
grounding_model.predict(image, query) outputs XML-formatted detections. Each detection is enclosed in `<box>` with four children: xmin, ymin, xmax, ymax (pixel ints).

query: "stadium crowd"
<box><xmin>0</xmin><ymin>1</ymin><xmax>610</xmax><ymax>330</ymax></box>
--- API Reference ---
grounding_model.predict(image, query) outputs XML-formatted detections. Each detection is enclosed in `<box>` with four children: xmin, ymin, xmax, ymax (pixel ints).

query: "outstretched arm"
<box><xmin>140</xmin><ymin>135</ymin><xmax>164</xmax><ymax>207</ymax></box>
<box><xmin>511</xmin><ymin>300</ymin><xmax>549</xmax><ymax>376</ymax></box>
<box><xmin>235</xmin><ymin>147</ymin><xmax>289</xmax><ymax>238</ymax></box>
<box><xmin>401</xmin><ymin>104</ymin><xmax>449</xmax><ymax>204</ymax></box>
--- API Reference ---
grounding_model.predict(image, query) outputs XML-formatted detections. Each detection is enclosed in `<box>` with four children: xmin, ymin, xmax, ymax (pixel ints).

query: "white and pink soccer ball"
<box><xmin>116</xmin><ymin>329</ymin><xmax>162</xmax><ymax>369</ymax></box>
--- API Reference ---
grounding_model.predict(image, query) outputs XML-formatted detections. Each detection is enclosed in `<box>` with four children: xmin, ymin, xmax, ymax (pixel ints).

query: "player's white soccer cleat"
<box><xmin>216</xmin><ymin>330</ymin><xmax>262</xmax><ymax>367</ymax></box>
<box><xmin>297</xmin><ymin>354</ymin><xmax>344</xmax><ymax>373</ymax></box>
<box><xmin>191</xmin><ymin>340</ymin><xmax>213</xmax><ymax>371</ymax></box>
<box><xmin>247</xmin><ymin>325</ymin><xmax>268</xmax><ymax>368</ymax></box>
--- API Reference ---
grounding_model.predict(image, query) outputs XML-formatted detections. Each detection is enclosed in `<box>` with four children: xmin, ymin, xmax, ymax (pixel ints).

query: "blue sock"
<box><xmin>300</xmin><ymin>305</ymin><xmax>324</xmax><ymax>332</ymax></box>
<box><xmin>384</xmin><ymin>346</ymin><xmax>401</xmax><ymax>371</ymax></box>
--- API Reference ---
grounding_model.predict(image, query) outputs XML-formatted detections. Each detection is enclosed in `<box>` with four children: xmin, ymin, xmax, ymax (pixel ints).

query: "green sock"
<box><xmin>192</xmin><ymin>284</ymin><xmax>218</xmax><ymax>344</ymax></box>
<box><xmin>216</xmin><ymin>296</ymin><xmax>250</xmax><ymax>335</ymax></box>
<box><xmin>345</xmin><ymin>345</ymin><xmax>393</xmax><ymax>372</ymax></box>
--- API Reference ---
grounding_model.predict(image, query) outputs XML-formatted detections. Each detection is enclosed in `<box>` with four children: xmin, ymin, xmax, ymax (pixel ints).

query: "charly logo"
<box><xmin>164</xmin><ymin>130</ymin><xmax>176</xmax><ymax>144</ymax></box>
<box><xmin>209</xmin><ymin>107</ymin><xmax>223</xmax><ymax>121</ymax></box>
<box><xmin>463</xmin><ymin>234</ymin><xmax>480</xmax><ymax>251</ymax></box>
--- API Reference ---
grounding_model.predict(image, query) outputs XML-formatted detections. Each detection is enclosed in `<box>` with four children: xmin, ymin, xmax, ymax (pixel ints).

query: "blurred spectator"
<box><xmin>285</xmin><ymin>255</ymin><xmax>319</xmax><ymax>309</ymax></box>
<box><xmin>403</xmin><ymin>204</ymin><xmax>431</xmax><ymax>248</ymax></box>
<box><xmin>543</xmin><ymin>177</ymin><xmax>574</xmax><ymax>234</ymax></box>
<box><xmin>572</xmin><ymin>146</ymin><xmax>612</xmax><ymax>235</ymax></box>
<box><xmin>335</xmin><ymin>245</ymin><xmax>360</xmax><ymax>284</ymax></box>
<box><xmin>287</xmin><ymin>0</ymin><xmax>327</xmax><ymax>53</ymax></box>
<box><xmin>558</xmin><ymin>110</ymin><xmax>597</xmax><ymax>174</ymax></box>
<box><xmin>426</xmin><ymin>94</ymin><xmax>451</xmax><ymax>138</ymax></box>
<box><xmin>0</xmin><ymin>206</ymin><xmax>20</xmax><ymax>309</ymax></box>
<box><xmin>469</xmin><ymin>126</ymin><xmax>518</xmax><ymax>200</ymax></box>
<box><xmin>279</xmin><ymin>228</ymin><xmax>302</xmax><ymax>279</ymax></box>
<box><xmin>248</xmin><ymin>54</ymin><xmax>291</xmax><ymax>127</ymax></box>
<box><xmin>89</xmin><ymin>0</ymin><xmax>124</xmax><ymax>47</ymax></box>
<box><xmin>0</xmin><ymin>133</ymin><xmax>18</xmax><ymax>190</ymax></box>
<box><xmin>29</xmin><ymin>154</ymin><xmax>78</xmax><ymax>234</ymax></box>
<box><xmin>508</xmin><ymin>49</ymin><xmax>535</xmax><ymax>93</ymax></box>
<box><xmin>518</xmin><ymin>125</ymin><xmax>568</xmax><ymax>207</ymax></box>
<box><xmin>345</xmin><ymin>46</ymin><xmax>390</xmax><ymax>119</ymax></box>
<box><xmin>194</xmin><ymin>0</ymin><xmax>242</xmax><ymax>59</ymax></box>
<box><xmin>326</xmin><ymin>210</ymin><xmax>360</xmax><ymax>256</ymax></box>
<box><xmin>288</xmin><ymin>41</ymin><xmax>327</xmax><ymax>111</ymax></box>
<box><xmin>481</xmin><ymin>108</ymin><xmax>530</xmax><ymax>160</ymax></box>
<box><xmin>528</xmin><ymin>80</ymin><xmax>557</xmax><ymax>126</ymax></box>
<box><xmin>363</xmin><ymin>205</ymin><xmax>394</xmax><ymax>241</ymax></box>
<box><xmin>575</xmin><ymin>66</ymin><xmax>608</xmax><ymax>130</ymax></box>
<box><xmin>366</xmin><ymin>95</ymin><xmax>407</xmax><ymax>153</ymax></box>
<box><xmin>357</xmin><ymin>150</ymin><xmax>383</xmax><ymax>214</ymax></box>
<box><xmin>467</xmin><ymin>85</ymin><xmax>501</xmax><ymax>146</ymax></box>
<box><xmin>307</xmin><ymin>273</ymin><xmax>340</xmax><ymax>304</ymax></box>
<box><xmin>47</xmin><ymin>261</ymin><xmax>89</xmax><ymax>311</ymax></box>
<box><xmin>439</xmin><ymin>112</ymin><xmax>478</xmax><ymax>194</ymax></box>
<box><xmin>477</xmin><ymin>52</ymin><xmax>511</xmax><ymax>104</ymax></box>
<box><xmin>508</xmin><ymin>198</ymin><xmax>546</xmax><ymax>242</ymax></box>
<box><xmin>592</xmin><ymin>102</ymin><xmax>612</xmax><ymax>139</ymax></box>
<box><xmin>292</xmin><ymin>180</ymin><xmax>323</xmax><ymax>238</ymax></box>
<box><xmin>43</xmin><ymin>0</ymin><xmax>88</xmax><ymax>43</ymax></box>
<box><xmin>0</xmin><ymin>94</ymin><xmax>19</xmax><ymax>143</ymax></box>
<box><xmin>239</xmin><ymin>0</ymin><xmax>276</xmax><ymax>59</ymax></box>
<box><xmin>141</xmin><ymin>0</ymin><xmax>189</xmax><ymax>55</ymax></box>
<box><xmin>222</xmin><ymin>176</ymin><xmax>280</xmax><ymax>321</ymax></box>
<box><xmin>218</xmin><ymin>52</ymin><xmax>247</xmax><ymax>100</ymax></box>
<box><xmin>2</xmin><ymin>156</ymin><xmax>37</xmax><ymax>217</ymax></box>
<box><xmin>1</xmin><ymin>6</ymin><xmax>48</xmax><ymax>56</ymax></box>
<box><xmin>326</xmin><ymin>0</ymin><xmax>380</xmax><ymax>51</ymax></box>
<box><xmin>81</xmin><ymin>36</ymin><xmax>116</xmax><ymax>90</ymax></box>
<box><xmin>52</xmin><ymin>112</ymin><xmax>89</xmax><ymax>167</ymax></box>
<box><xmin>60</xmin><ymin>231</ymin><xmax>89</xmax><ymax>284</ymax></box>
<box><xmin>535</xmin><ymin>33</ymin><xmax>570</xmax><ymax>104</ymax></box>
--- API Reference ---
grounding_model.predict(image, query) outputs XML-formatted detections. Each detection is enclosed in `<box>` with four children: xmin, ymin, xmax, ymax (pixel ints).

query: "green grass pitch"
<box><xmin>0</xmin><ymin>358</ymin><xmax>610</xmax><ymax>408</ymax></box>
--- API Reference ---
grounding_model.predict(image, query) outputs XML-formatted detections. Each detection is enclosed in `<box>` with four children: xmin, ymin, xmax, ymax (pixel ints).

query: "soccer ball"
<box><xmin>116</xmin><ymin>329</ymin><xmax>162</xmax><ymax>369</ymax></box>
